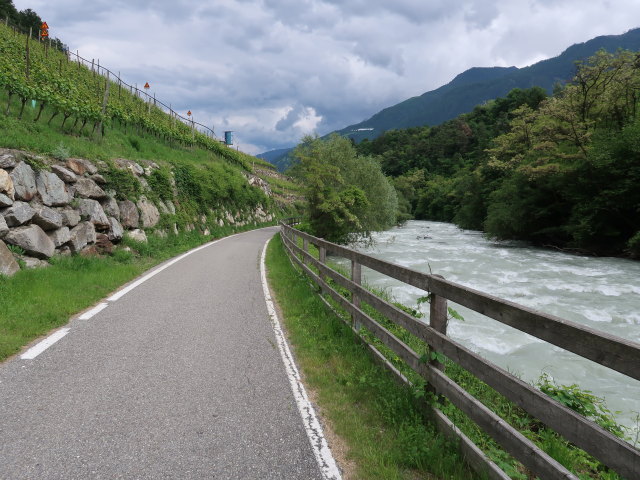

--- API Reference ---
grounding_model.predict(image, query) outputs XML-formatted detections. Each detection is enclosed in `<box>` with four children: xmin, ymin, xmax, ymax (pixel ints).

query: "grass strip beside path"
<box><xmin>265</xmin><ymin>234</ymin><xmax>479</xmax><ymax>480</ymax></box>
<box><xmin>0</xmin><ymin>224</ymin><xmax>273</xmax><ymax>362</ymax></box>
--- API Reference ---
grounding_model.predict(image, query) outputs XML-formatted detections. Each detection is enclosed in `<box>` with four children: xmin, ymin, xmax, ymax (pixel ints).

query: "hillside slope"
<box><xmin>336</xmin><ymin>28</ymin><xmax>640</xmax><ymax>142</ymax></box>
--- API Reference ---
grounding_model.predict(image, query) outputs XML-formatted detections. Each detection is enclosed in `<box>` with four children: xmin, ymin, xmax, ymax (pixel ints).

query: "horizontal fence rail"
<box><xmin>279</xmin><ymin>221</ymin><xmax>640</xmax><ymax>480</ymax></box>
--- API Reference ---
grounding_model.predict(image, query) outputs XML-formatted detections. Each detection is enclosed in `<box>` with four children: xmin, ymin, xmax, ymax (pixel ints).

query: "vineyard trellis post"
<box><xmin>98</xmin><ymin>71</ymin><xmax>110</xmax><ymax>137</ymax></box>
<box><xmin>25</xmin><ymin>28</ymin><xmax>30</xmax><ymax>79</ymax></box>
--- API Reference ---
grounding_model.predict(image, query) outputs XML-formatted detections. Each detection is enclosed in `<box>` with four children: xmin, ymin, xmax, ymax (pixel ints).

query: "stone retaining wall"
<box><xmin>0</xmin><ymin>149</ymin><xmax>274</xmax><ymax>276</ymax></box>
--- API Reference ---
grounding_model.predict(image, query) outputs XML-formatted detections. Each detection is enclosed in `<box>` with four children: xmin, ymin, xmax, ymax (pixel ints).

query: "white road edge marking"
<box><xmin>107</xmin><ymin>231</ymin><xmax>247</xmax><ymax>302</ymax></box>
<box><xmin>21</xmin><ymin>328</ymin><xmax>70</xmax><ymax>360</ymax></box>
<box><xmin>260</xmin><ymin>239</ymin><xmax>342</xmax><ymax>480</ymax></box>
<box><xmin>78</xmin><ymin>302</ymin><xmax>109</xmax><ymax>320</ymax></box>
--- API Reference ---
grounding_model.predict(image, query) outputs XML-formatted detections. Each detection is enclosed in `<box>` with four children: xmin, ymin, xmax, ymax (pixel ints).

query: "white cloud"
<box><xmin>10</xmin><ymin>0</ymin><xmax>640</xmax><ymax>154</ymax></box>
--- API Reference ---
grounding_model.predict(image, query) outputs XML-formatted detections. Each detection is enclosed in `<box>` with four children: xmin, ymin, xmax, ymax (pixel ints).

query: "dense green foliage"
<box><xmin>357</xmin><ymin>50</ymin><xmax>640</xmax><ymax>257</ymax></box>
<box><xmin>291</xmin><ymin>134</ymin><xmax>398</xmax><ymax>243</ymax></box>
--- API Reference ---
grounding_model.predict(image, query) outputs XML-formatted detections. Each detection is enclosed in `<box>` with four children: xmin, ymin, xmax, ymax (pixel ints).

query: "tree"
<box><xmin>0</xmin><ymin>0</ymin><xmax>18</xmax><ymax>23</ymax></box>
<box><xmin>16</xmin><ymin>8</ymin><xmax>42</xmax><ymax>35</ymax></box>
<box><xmin>292</xmin><ymin>134</ymin><xmax>397</xmax><ymax>243</ymax></box>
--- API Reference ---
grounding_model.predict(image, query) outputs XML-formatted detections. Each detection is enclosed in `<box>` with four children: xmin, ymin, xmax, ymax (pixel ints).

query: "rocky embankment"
<box><xmin>0</xmin><ymin>149</ymin><xmax>274</xmax><ymax>276</ymax></box>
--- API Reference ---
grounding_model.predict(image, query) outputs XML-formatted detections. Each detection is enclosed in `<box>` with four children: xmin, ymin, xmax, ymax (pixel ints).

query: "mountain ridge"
<box><xmin>260</xmin><ymin>27</ymin><xmax>640</xmax><ymax>170</ymax></box>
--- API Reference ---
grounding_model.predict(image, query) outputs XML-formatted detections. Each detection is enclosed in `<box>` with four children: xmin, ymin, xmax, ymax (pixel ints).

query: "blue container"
<box><xmin>224</xmin><ymin>131</ymin><xmax>233</xmax><ymax>145</ymax></box>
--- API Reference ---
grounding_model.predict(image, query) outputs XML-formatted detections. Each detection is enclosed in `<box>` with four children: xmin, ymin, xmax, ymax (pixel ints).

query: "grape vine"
<box><xmin>0</xmin><ymin>23</ymin><xmax>249</xmax><ymax>170</ymax></box>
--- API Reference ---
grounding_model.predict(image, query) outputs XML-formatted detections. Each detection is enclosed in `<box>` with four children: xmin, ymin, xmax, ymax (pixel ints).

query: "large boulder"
<box><xmin>58</xmin><ymin>208</ymin><xmax>81</xmax><ymax>227</ymax></box>
<box><xmin>0</xmin><ymin>149</ymin><xmax>24</xmax><ymax>169</ymax></box>
<box><xmin>74</xmin><ymin>177</ymin><xmax>107</xmax><ymax>199</ymax></box>
<box><xmin>125</xmin><ymin>228</ymin><xmax>147</xmax><ymax>243</ymax></box>
<box><xmin>51</xmin><ymin>164</ymin><xmax>77</xmax><ymax>183</ymax></box>
<box><xmin>113</xmin><ymin>158</ymin><xmax>144</xmax><ymax>176</ymax></box>
<box><xmin>91</xmin><ymin>174</ymin><xmax>106</xmax><ymax>185</ymax></box>
<box><xmin>68</xmin><ymin>222</ymin><xmax>96</xmax><ymax>253</ymax></box>
<box><xmin>19</xmin><ymin>256</ymin><xmax>50</xmax><ymax>269</ymax></box>
<box><xmin>1</xmin><ymin>201</ymin><xmax>35</xmax><ymax>227</ymax></box>
<box><xmin>0</xmin><ymin>169</ymin><xmax>15</xmax><ymax>199</ymax></box>
<box><xmin>4</xmin><ymin>224</ymin><xmax>55</xmax><ymax>259</ymax></box>
<box><xmin>0</xmin><ymin>215</ymin><xmax>8</xmax><ymax>238</ymax></box>
<box><xmin>66</xmin><ymin>158</ymin><xmax>97</xmax><ymax>176</ymax></box>
<box><xmin>32</xmin><ymin>206</ymin><xmax>63</xmax><ymax>231</ymax></box>
<box><xmin>137</xmin><ymin>196</ymin><xmax>160</xmax><ymax>228</ymax></box>
<box><xmin>101</xmin><ymin>196</ymin><xmax>120</xmax><ymax>219</ymax></box>
<box><xmin>108</xmin><ymin>217</ymin><xmax>124</xmax><ymax>241</ymax></box>
<box><xmin>36</xmin><ymin>170</ymin><xmax>72</xmax><ymax>206</ymax></box>
<box><xmin>10</xmin><ymin>162</ymin><xmax>37</xmax><ymax>201</ymax></box>
<box><xmin>247</xmin><ymin>174</ymin><xmax>271</xmax><ymax>195</ymax></box>
<box><xmin>118</xmin><ymin>200</ymin><xmax>139</xmax><ymax>228</ymax></box>
<box><xmin>77</xmin><ymin>199</ymin><xmax>109</xmax><ymax>228</ymax></box>
<box><xmin>0</xmin><ymin>194</ymin><xmax>13</xmax><ymax>207</ymax></box>
<box><xmin>0</xmin><ymin>240</ymin><xmax>20</xmax><ymax>276</ymax></box>
<box><xmin>95</xmin><ymin>233</ymin><xmax>114</xmax><ymax>254</ymax></box>
<box><xmin>47</xmin><ymin>226</ymin><xmax>71</xmax><ymax>247</ymax></box>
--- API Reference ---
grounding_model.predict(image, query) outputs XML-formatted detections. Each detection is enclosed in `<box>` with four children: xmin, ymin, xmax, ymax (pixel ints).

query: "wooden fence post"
<box><xmin>302</xmin><ymin>238</ymin><xmax>308</xmax><ymax>265</ymax></box>
<box><xmin>25</xmin><ymin>29</ymin><xmax>30</xmax><ymax>79</ymax></box>
<box><xmin>98</xmin><ymin>71</ymin><xmax>110</xmax><ymax>136</ymax></box>
<box><xmin>351</xmin><ymin>259</ymin><xmax>362</xmax><ymax>330</ymax></box>
<box><xmin>427</xmin><ymin>276</ymin><xmax>448</xmax><ymax>399</ymax></box>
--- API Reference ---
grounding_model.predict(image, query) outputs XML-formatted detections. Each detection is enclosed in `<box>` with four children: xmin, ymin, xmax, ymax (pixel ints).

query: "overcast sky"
<box><xmin>12</xmin><ymin>0</ymin><xmax>640</xmax><ymax>155</ymax></box>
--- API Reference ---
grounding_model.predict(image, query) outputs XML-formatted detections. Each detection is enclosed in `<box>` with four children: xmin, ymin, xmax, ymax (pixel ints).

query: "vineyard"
<box><xmin>0</xmin><ymin>21</ymin><xmax>254</xmax><ymax>170</ymax></box>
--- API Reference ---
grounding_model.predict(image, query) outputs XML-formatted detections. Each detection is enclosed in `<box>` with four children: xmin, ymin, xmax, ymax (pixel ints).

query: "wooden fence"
<box><xmin>279</xmin><ymin>221</ymin><xmax>640</xmax><ymax>480</ymax></box>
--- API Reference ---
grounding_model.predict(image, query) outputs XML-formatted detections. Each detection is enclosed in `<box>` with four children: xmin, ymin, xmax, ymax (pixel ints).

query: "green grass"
<box><xmin>0</xmin><ymin>222</ymin><xmax>274</xmax><ymax>362</ymax></box>
<box><xmin>265</xmin><ymin>235</ymin><xmax>479</xmax><ymax>480</ymax></box>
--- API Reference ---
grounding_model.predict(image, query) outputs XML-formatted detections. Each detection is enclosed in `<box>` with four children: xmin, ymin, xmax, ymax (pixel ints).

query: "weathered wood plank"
<box><xmin>366</xmin><ymin>344</ymin><xmax>511</xmax><ymax>480</ymax></box>
<box><xmin>286</xmin><ymin>249</ymin><xmax>576</xmax><ymax>479</ymax></box>
<box><xmin>430</xmin><ymin>407</ymin><xmax>512</xmax><ymax>480</ymax></box>
<box><xmin>427</xmin><ymin>276</ymin><xmax>640</xmax><ymax>381</ymax></box>
<box><xmin>284</xmin><ymin>235</ymin><xmax>512</xmax><ymax>480</ymax></box>
<box><xmin>427</xmin><ymin>367</ymin><xmax>577</xmax><ymax>480</ymax></box>
<box><xmin>283</xmin><ymin>234</ymin><xmax>640</xmax><ymax>478</ymax></box>
<box><xmin>351</xmin><ymin>259</ymin><xmax>362</xmax><ymax>330</ymax></box>
<box><xmin>282</xmin><ymin>223</ymin><xmax>640</xmax><ymax>382</ymax></box>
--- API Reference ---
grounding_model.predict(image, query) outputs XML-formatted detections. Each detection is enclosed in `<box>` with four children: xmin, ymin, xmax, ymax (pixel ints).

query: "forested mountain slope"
<box><xmin>336</xmin><ymin>28</ymin><xmax>640</xmax><ymax>142</ymax></box>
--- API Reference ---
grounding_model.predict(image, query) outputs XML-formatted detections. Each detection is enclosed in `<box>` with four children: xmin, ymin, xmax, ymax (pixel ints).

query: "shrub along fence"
<box><xmin>279</xmin><ymin>221</ymin><xmax>640</xmax><ymax>480</ymax></box>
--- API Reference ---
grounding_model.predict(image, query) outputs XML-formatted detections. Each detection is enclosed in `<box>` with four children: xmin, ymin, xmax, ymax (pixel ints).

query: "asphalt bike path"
<box><xmin>0</xmin><ymin>227</ymin><xmax>340</xmax><ymax>479</ymax></box>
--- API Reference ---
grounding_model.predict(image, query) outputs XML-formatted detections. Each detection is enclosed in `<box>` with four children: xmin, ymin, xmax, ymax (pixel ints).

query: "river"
<box><xmin>344</xmin><ymin>220</ymin><xmax>640</xmax><ymax>437</ymax></box>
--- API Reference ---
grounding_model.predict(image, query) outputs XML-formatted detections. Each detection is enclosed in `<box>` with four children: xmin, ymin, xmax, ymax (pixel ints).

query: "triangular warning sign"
<box><xmin>41</xmin><ymin>22</ymin><xmax>49</xmax><ymax>29</ymax></box>
<box><xmin>144</xmin><ymin>82</ymin><xmax>150</xmax><ymax>89</ymax></box>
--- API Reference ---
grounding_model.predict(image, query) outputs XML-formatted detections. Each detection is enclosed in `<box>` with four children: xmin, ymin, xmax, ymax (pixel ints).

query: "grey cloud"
<box><xmin>275</xmin><ymin>105</ymin><xmax>302</xmax><ymax>132</ymax></box>
<box><xmin>11</xmin><ymin>0</ymin><xmax>640</xmax><ymax>155</ymax></box>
